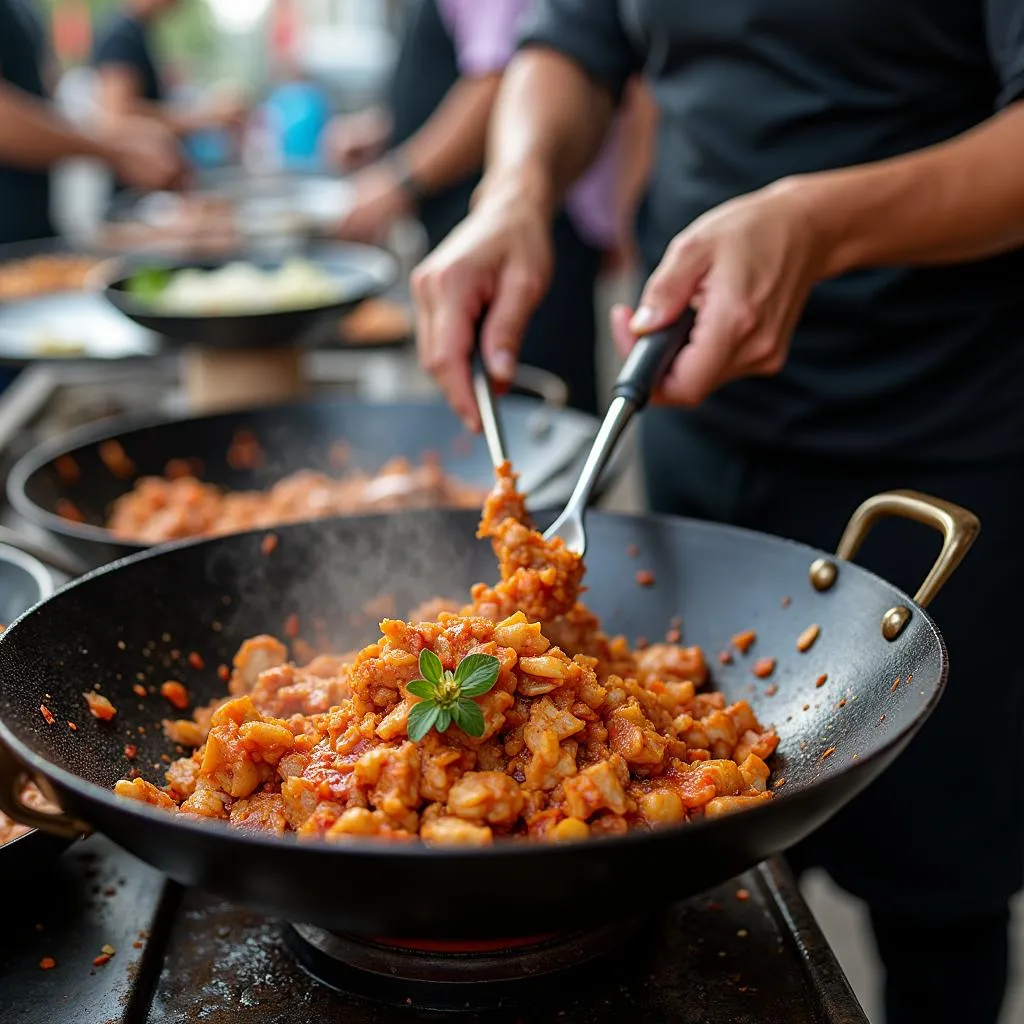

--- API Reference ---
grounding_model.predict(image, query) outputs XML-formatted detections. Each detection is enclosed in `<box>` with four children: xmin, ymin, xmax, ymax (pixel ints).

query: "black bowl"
<box><xmin>99</xmin><ymin>242</ymin><xmax>398</xmax><ymax>350</ymax></box>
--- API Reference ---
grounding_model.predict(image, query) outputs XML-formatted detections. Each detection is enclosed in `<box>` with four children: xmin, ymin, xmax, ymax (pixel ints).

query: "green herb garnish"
<box><xmin>406</xmin><ymin>649</ymin><xmax>500</xmax><ymax>742</ymax></box>
<box><xmin>126</xmin><ymin>267</ymin><xmax>172</xmax><ymax>301</ymax></box>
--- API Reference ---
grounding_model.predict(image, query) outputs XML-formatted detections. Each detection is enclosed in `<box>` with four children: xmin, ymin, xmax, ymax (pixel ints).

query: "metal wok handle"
<box><xmin>825</xmin><ymin>489</ymin><xmax>980</xmax><ymax>641</ymax></box>
<box><xmin>0</xmin><ymin>741</ymin><xmax>90</xmax><ymax>839</ymax></box>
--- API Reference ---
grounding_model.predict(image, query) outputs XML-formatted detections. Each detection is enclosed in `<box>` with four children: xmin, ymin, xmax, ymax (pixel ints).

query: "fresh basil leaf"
<box><xmin>454</xmin><ymin>653</ymin><xmax>500</xmax><ymax>697</ymax></box>
<box><xmin>406</xmin><ymin>679</ymin><xmax>436</xmax><ymax>700</ymax></box>
<box><xmin>418</xmin><ymin>648</ymin><xmax>443</xmax><ymax>687</ymax></box>
<box><xmin>454</xmin><ymin>697</ymin><xmax>485</xmax><ymax>737</ymax></box>
<box><xmin>435</xmin><ymin>707</ymin><xmax>452</xmax><ymax>733</ymax></box>
<box><xmin>127</xmin><ymin>267</ymin><xmax>172</xmax><ymax>301</ymax></box>
<box><xmin>407</xmin><ymin>699</ymin><xmax>439</xmax><ymax>742</ymax></box>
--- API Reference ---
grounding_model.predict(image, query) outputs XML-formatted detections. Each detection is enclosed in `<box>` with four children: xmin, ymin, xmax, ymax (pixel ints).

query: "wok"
<box><xmin>8</xmin><ymin>397</ymin><xmax>613</xmax><ymax>569</ymax></box>
<box><xmin>98</xmin><ymin>241</ymin><xmax>398</xmax><ymax>350</ymax></box>
<box><xmin>0</xmin><ymin>491</ymin><xmax>977</xmax><ymax>938</ymax></box>
<box><xmin>0</xmin><ymin>542</ymin><xmax>67</xmax><ymax>873</ymax></box>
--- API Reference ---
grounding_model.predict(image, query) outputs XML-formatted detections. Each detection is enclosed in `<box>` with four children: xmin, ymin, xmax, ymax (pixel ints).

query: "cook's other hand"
<box><xmin>101</xmin><ymin>117</ymin><xmax>191</xmax><ymax>192</ymax></box>
<box><xmin>612</xmin><ymin>181</ymin><xmax>827</xmax><ymax>406</ymax></box>
<box><xmin>325</xmin><ymin>108</ymin><xmax>392</xmax><ymax>173</ymax></box>
<box><xmin>334</xmin><ymin>161</ymin><xmax>413</xmax><ymax>245</ymax></box>
<box><xmin>412</xmin><ymin>179</ymin><xmax>554</xmax><ymax>430</ymax></box>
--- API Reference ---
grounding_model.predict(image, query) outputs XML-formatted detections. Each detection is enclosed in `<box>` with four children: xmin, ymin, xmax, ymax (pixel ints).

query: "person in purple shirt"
<box><xmin>327</xmin><ymin>0</ymin><xmax>654</xmax><ymax>414</ymax></box>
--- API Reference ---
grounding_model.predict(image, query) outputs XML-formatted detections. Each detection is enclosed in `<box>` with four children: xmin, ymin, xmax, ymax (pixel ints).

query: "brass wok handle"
<box><xmin>813</xmin><ymin>489</ymin><xmax>980</xmax><ymax>641</ymax></box>
<box><xmin>0</xmin><ymin>740</ymin><xmax>90</xmax><ymax>839</ymax></box>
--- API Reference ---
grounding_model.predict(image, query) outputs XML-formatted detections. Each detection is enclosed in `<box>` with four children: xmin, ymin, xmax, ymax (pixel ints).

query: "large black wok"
<box><xmin>8</xmin><ymin>396</ymin><xmax>609</xmax><ymax>569</ymax></box>
<box><xmin>0</xmin><ymin>491</ymin><xmax>976</xmax><ymax>938</ymax></box>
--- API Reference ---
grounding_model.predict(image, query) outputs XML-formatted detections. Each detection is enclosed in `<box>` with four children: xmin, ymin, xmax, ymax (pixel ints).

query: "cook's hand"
<box><xmin>412</xmin><ymin>182</ymin><xmax>553</xmax><ymax>430</ymax></box>
<box><xmin>324</xmin><ymin>108</ymin><xmax>392</xmax><ymax>173</ymax></box>
<box><xmin>334</xmin><ymin>162</ymin><xmax>411</xmax><ymax>245</ymax></box>
<box><xmin>102</xmin><ymin>118</ymin><xmax>191</xmax><ymax>192</ymax></box>
<box><xmin>203</xmin><ymin>92</ymin><xmax>248</xmax><ymax>133</ymax></box>
<box><xmin>613</xmin><ymin>181</ymin><xmax>827</xmax><ymax>405</ymax></box>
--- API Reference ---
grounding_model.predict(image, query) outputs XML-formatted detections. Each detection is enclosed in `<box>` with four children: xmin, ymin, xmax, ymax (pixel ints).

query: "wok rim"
<box><xmin>0</xmin><ymin>507</ymin><xmax>949</xmax><ymax>862</ymax></box>
<box><xmin>6</xmin><ymin>395</ymin><xmax>602</xmax><ymax>550</ymax></box>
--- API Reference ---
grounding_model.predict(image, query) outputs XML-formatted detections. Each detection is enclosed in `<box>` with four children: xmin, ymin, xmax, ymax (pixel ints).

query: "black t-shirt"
<box><xmin>92</xmin><ymin>12</ymin><xmax>163</xmax><ymax>103</ymax></box>
<box><xmin>0</xmin><ymin>0</ymin><xmax>53</xmax><ymax>245</ymax></box>
<box><xmin>520</xmin><ymin>0</ymin><xmax>1024</xmax><ymax>462</ymax></box>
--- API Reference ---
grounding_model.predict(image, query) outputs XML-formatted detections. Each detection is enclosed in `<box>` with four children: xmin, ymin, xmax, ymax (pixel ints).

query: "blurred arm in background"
<box><xmin>92</xmin><ymin>1</ymin><xmax>246</xmax><ymax>139</ymax></box>
<box><xmin>330</xmin><ymin>0</ymin><xmax>524</xmax><ymax>245</ymax></box>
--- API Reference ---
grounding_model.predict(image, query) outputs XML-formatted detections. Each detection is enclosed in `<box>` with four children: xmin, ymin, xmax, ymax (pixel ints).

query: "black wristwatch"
<box><xmin>388</xmin><ymin>151</ymin><xmax>428</xmax><ymax>207</ymax></box>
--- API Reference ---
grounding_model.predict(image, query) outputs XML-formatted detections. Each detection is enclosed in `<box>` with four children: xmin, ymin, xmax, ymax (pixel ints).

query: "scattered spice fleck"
<box><xmin>160</xmin><ymin>681</ymin><xmax>189</xmax><ymax>710</ymax></box>
<box><xmin>718</xmin><ymin>650</ymin><xmax>733</xmax><ymax>665</ymax></box>
<box><xmin>851</xmin><ymin>754</ymin><xmax>860</xmax><ymax>761</ymax></box>
<box><xmin>796</xmin><ymin>623</ymin><xmax>820</xmax><ymax>653</ymax></box>
<box><xmin>67</xmin><ymin>720</ymin><xmax>77</xmax><ymax>731</ymax></box>
<box><xmin>38</xmin><ymin>957</ymin><xmax>56</xmax><ymax>970</ymax></box>
<box><xmin>838</xmin><ymin>698</ymin><xmax>846</xmax><ymax>708</ymax></box>
<box><xmin>284</xmin><ymin>614</ymin><xmax>301</xmax><ymax>639</ymax></box>
<box><xmin>132</xmin><ymin>684</ymin><xmax>147</xmax><ymax>698</ymax></box>
<box><xmin>635</xmin><ymin>570</ymin><xmax>655</xmax><ymax>587</ymax></box>
<box><xmin>752</xmin><ymin>657</ymin><xmax>775</xmax><ymax>679</ymax></box>
<box><xmin>92</xmin><ymin>954</ymin><xmax>111</xmax><ymax>967</ymax></box>
<box><xmin>731</xmin><ymin>630</ymin><xmax>756</xmax><ymax>654</ymax></box>
<box><xmin>626</xmin><ymin>543</ymin><xmax>640</xmax><ymax>557</ymax></box>
<box><xmin>260</xmin><ymin>533</ymin><xmax>278</xmax><ymax>556</ymax></box>
<box><xmin>737</xmin><ymin>929</ymin><xmax>749</xmax><ymax>938</ymax></box>
<box><xmin>735</xmin><ymin>888</ymin><xmax>750</xmax><ymax>902</ymax></box>
<box><xmin>116</xmin><ymin>640</ymin><xmax>126</xmax><ymax>651</ymax></box>
<box><xmin>879</xmin><ymin>714</ymin><xmax>886</xmax><ymax>723</ymax></box>
<box><xmin>665</xmin><ymin>628</ymin><xmax>681</xmax><ymax>644</ymax></box>
<box><xmin>132</xmin><ymin>941</ymin><xmax>143</xmax><ymax>950</ymax></box>
<box><xmin>54</xmin><ymin>454</ymin><xmax>79</xmax><ymax>484</ymax></box>
<box><xmin>217</xmin><ymin>664</ymin><xmax>230</xmax><ymax>682</ymax></box>
<box><xmin>891</xmin><ymin>676</ymin><xmax>901</xmax><ymax>692</ymax></box>
<box><xmin>187</xmin><ymin>652</ymin><xmax>204</xmax><ymax>671</ymax></box>
<box><xmin>83</xmin><ymin>691</ymin><xmax>117</xmax><ymax>721</ymax></box>
<box><xmin>55</xmin><ymin>498</ymin><xmax>85</xmax><ymax>523</ymax></box>
<box><xmin>774</xmin><ymin>778</ymin><xmax>786</xmax><ymax>788</ymax></box>
<box><xmin>101</xmin><ymin>944</ymin><xmax>115</xmax><ymax>955</ymax></box>
<box><xmin>815</xmin><ymin>674</ymin><xmax>828</xmax><ymax>688</ymax></box>
<box><xmin>802</xmin><ymin>703</ymin><xmax>810</xmax><ymax>711</ymax></box>
<box><xmin>822</xmin><ymin>746</ymin><xmax>837</xmax><ymax>760</ymax></box>
<box><xmin>123</xmin><ymin>745</ymin><xmax>137</xmax><ymax>760</ymax></box>
<box><xmin>764</xmin><ymin>684</ymin><xmax>778</xmax><ymax>697</ymax></box>
<box><xmin>781</xmin><ymin>596</ymin><xmax>791</xmax><ymax>608</ymax></box>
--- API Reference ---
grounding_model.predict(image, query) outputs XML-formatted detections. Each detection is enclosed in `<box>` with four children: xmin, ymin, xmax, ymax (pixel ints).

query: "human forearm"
<box><xmin>793</xmin><ymin>101</ymin><xmax>1024</xmax><ymax>276</ymax></box>
<box><xmin>0</xmin><ymin>82</ymin><xmax>105</xmax><ymax>168</ymax></box>
<box><xmin>397</xmin><ymin>75</ymin><xmax>500</xmax><ymax>195</ymax></box>
<box><xmin>478</xmin><ymin>48</ymin><xmax>616</xmax><ymax>219</ymax></box>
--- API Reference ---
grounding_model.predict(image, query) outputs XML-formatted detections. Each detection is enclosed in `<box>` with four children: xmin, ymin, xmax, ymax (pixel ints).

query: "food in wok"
<box><xmin>103</xmin><ymin>450</ymin><xmax>486</xmax><ymax>544</ymax></box>
<box><xmin>0</xmin><ymin>255</ymin><xmax>98</xmax><ymax>301</ymax></box>
<box><xmin>124</xmin><ymin>258</ymin><xmax>349</xmax><ymax>316</ymax></box>
<box><xmin>0</xmin><ymin>781</ymin><xmax>53</xmax><ymax>846</ymax></box>
<box><xmin>112</xmin><ymin>464</ymin><xmax>778</xmax><ymax>844</ymax></box>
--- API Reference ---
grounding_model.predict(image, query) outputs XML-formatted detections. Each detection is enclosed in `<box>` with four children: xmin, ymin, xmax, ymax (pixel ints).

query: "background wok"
<box><xmin>8</xmin><ymin>397</ymin><xmax>616</xmax><ymax>569</ymax></box>
<box><xmin>0</xmin><ymin>493</ymin><xmax>976</xmax><ymax>938</ymax></box>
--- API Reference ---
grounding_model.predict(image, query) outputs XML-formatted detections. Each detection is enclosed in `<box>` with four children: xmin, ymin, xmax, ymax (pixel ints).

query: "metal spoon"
<box><xmin>544</xmin><ymin>310</ymin><xmax>695</xmax><ymax>555</ymax></box>
<box><xmin>472</xmin><ymin>310</ymin><xmax>696</xmax><ymax>555</ymax></box>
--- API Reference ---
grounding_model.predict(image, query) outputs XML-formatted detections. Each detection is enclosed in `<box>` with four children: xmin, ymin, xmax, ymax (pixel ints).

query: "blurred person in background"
<box><xmin>0</xmin><ymin>0</ymin><xmax>186</xmax><ymax>247</ymax></box>
<box><xmin>325</xmin><ymin>0</ymin><xmax>656</xmax><ymax>415</ymax></box>
<box><xmin>91</xmin><ymin>0</ymin><xmax>247</xmax><ymax>171</ymax></box>
<box><xmin>412</xmin><ymin>3</ymin><xmax>1024</xmax><ymax>1023</ymax></box>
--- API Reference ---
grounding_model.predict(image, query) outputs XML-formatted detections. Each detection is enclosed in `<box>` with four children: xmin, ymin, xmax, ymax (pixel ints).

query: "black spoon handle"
<box><xmin>612</xmin><ymin>308</ymin><xmax>696</xmax><ymax>409</ymax></box>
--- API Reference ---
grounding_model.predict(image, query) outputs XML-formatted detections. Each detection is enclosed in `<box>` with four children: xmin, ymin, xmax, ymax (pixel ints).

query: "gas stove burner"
<box><xmin>284</xmin><ymin>919</ymin><xmax>647</xmax><ymax>1012</ymax></box>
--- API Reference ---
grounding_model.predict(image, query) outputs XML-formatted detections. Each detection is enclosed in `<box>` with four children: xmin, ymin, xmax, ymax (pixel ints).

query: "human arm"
<box><xmin>412</xmin><ymin>43</ymin><xmax>623</xmax><ymax>428</ymax></box>
<box><xmin>620</xmin><ymin>98</ymin><xmax>1024</xmax><ymax>406</ymax></box>
<box><xmin>334</xmin><ymin>73</ymin><xmax>502</xmax><ymax>244</ymax></box>
<box><xmin>0</xmin><ymin>78</ymin><xmax>188</xmax><ymax>191</ymax></box>
<box><xmin>94</xmin><ymin>64</ymin><xmax>245</xmax><ymax>137</ymax></box>
<box><xmin>324</xmin><ymin>106</ymin><xmax>392</xmax><ymax>173</ymax></box>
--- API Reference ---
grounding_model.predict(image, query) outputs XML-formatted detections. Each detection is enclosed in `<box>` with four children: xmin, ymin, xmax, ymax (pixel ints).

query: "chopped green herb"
<box><xmin>405</xmin><ymin>649</ymin><xmax>500</xmax><ymax>742</ymax></box>
<box><xmin>126</xmin><ymin>267</ymin><xmax>172</xmax><ymax>301</ymax></box>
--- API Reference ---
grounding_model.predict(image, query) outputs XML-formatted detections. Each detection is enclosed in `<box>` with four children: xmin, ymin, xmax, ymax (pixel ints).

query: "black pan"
<box><xmin>0</xmin><ymin>541</ymin><xmax>69</xmax><ymax>872</ymax></box>
<box><xmin>0</xmin><ymin>491</ymin><xmax>976</xmax><ymax>938</ymax></box>
<box><xmin>99</xmin><ymin>241</ymin><xmax>398</xmax><ymax>350</ymax></box>
<box><xmin>8</xmin><ymin>397</ymin><xmax>612</xmax><ymax>569</ymax></box>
